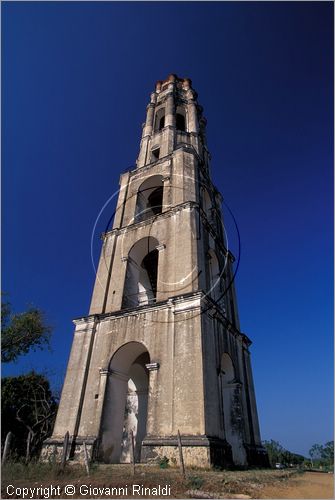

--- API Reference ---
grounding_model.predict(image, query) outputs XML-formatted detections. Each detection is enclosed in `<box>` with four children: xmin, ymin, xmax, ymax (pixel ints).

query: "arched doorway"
<box><xmin>99</xmin><ymin>342</ymin><xmax>150</xmax><ymax>463</ymax></box>
<box><xmin>220</xmin><ymin>353</ymin><xmax>247</xmax><ymax>465</ymax></box>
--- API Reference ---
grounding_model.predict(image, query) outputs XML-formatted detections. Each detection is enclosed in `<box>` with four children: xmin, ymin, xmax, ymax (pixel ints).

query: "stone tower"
<box><xmin>43</xmin><ymin>74</ymin><xmax>268</xmax><ymax>468</ymax></box>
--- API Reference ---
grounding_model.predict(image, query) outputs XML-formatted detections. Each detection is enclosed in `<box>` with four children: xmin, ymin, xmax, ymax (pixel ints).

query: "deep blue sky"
<box><xmin>2</xmin><ymin>2</ymin><xmax>333</xmax><ymax>457</ymax></box>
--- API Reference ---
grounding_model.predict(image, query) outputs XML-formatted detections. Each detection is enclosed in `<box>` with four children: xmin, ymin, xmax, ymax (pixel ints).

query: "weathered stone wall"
<box><xmin>44</xmin><ymin>75</ymin><xmax>268</xmax><ymax>468</ymax></box>
<box><xmin>146</xmin><ymin>445</ymin><xmax>210</xmax><ymax>468</ymax></box>
<box><xmin>90</xmin><ymin>149</ymin><xmax>202</xmax><ymax>316</ymax></box>
<box><xmin>49</xmin><ymin>295</ymin><xmax>210</xmax><ymax>462</ymax></box>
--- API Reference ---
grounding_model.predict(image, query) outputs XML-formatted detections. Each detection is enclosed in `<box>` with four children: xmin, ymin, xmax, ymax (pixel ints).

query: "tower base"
<box><xmin>41</xmin><ymin>436</ymin><xmax>98</xmax><ymax>463</ymax></box>
<box><xmin>41</xmin><ymin>434</ymin><xmax>269</xmax><ymax>469</ymax></box>
<box><xmin>141</xmin><ymin>435</ymin><xmax>233</xmax><ymax>468</ymax></box>
<box><xmin>244</xmin><ymin>443</ymin><xmax>270</xmax><ymax>467</ymax></box>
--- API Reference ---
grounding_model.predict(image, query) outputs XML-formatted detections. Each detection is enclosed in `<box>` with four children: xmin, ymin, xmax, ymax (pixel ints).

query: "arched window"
<box><xmin>203</xmin><ymin>188</ymin><xmax>213</xmax><ymax>221</ymax></box>
<box><xmin>159</xmin><ymin>115</ymin><xmax>165</xmax><ymax>130</ymax></box>
<box><xmin>122</xmin><ymin>237</ymin><xmax>160</xmax><ymax>309</ymax></box>
<box><xmin>208</xmin><ymin>248</ymin><xmax>220</xmax><ymax>302</ymax></box>
<box><xmin>176</xmin><ymin>113</ymin><xmax>186</xmax><ymax>131</ymax></box>
<box><xmin>147</xmin><ymin>187</ymin><xmax>163</xmax><ymax>214</ymax></box>
<box><xmin>135</xmin><ymin>176</ymin><xmax>164</xmax><ymax>223</ymax></box>
<box><xmin>176</xmin><ymin>105</ymin><xmax>187</xmax><ymax>132</ymax></box>
<box><xmin>154</xmin><ymin>107</ymin><xmax>165</xmax><ymax>132</ymax></box>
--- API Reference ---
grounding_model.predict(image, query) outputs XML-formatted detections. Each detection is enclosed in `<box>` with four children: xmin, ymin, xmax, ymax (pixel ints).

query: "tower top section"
<box><xmin>155</xmin><ymin>74</ymin><xmax>193</xmax><ymax>93</ymax></box>
<box><xmin>136</xmin><ymin>74</ymin><xmax>209</xmax><ymax>169</ymax></box>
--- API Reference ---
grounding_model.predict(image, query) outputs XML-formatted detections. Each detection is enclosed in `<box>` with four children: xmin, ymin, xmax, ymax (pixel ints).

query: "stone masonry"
<box><xmin>42</xmin><ymin>74</ymin><xmax>268</xmax><ymax>468</ymax></box>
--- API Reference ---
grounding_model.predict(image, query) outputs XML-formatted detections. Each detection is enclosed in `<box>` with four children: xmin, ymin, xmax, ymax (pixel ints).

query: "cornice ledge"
<box><xmin>129</xmin><ymin>155</ymin><xmax>172</xmax><ymax>178</ymax></box>
<box><xmin>105</xmin><ymin>201</ymin><xmax>199</xmax><ymax>237</ymax></box>
<box><xmin>72</xmin><ymin>314</ymin><xmax>98</xmax><ymax>327</ymax></box>
<box><xmin>240</xmin><ymin>332</ymin><xmax>252</xmax><ymax>347</ymax></box>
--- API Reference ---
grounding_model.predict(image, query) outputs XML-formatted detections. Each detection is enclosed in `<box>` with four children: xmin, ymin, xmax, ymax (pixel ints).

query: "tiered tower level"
<box><xmin>43</xmin><ymin>74</ymin><xmax>268</xmax><ymax>468</ymax></box>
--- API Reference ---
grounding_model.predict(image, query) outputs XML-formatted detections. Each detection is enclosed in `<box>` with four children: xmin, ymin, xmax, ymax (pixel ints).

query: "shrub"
<box><xmin>188</xmin><ymin>475</ymin><xmax>204</xmax><ymax>489</ymax></box>
<box><xmin>159</xmin><ymin>456</ymin><xmax>169</xmax><ymax>469</ymax></box>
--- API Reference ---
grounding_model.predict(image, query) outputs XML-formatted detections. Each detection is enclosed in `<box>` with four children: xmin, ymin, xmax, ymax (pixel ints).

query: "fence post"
<box><xmin>83</xmin><ymin>442</ymin><xmax>90</xmax><ymax>476</ymax></box>
<box><xmin>1</xmin><ymin>431</ymin><xmax>13</xmax><ymax>465</ymax></box>
<box><xmin>177</xmin><ymin>430</ymin><xmax>186</xmax><ymax>479</ymax></box>
<box><xmin>61</xmin><ymin>432</ymin><xmax>69</xmax><ymax>470</ymax></box>
<box><xmin>52</xmin><ymin>444</ymin><xmax>57</xmax><ymax>464</ymax></box>
<box><xmin>130</xmin><ymin>430</ymin><xmax>135</xmax><ymax>476</ymax></box>
<box><xmin>25</xmin><ymin>430</ymin><xmax>33</xmax><ymax>463</ymax></box>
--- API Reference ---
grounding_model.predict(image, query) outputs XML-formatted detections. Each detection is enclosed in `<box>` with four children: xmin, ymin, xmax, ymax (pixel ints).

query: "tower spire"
<box><xmin>137</xmin><ymin>74</ymin><xmax>207</xmax><ymax>169</ymax></box>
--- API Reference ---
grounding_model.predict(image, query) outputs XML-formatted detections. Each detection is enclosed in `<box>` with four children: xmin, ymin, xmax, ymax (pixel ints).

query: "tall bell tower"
<box><xmin>43</xmin><ymin>74</ymin><xmax>268</xmax><ymax>468</ymax></box>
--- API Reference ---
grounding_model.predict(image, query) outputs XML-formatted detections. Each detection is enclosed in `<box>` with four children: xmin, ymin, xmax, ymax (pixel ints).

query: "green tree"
<box><xmin>281</xmin><ymin>450</ymin><xmax>305</xmax><ymax>467</ymax></box>
<box><xmin>309</xmin><ymin>443</ymin><xmax>323</xmax><ymax>468</ymax></box>
<box><xmin>263</xmin><ymin>440</ymin><xmax>306</xmax><ymax>468</ymax></box>
<box><xmin>262</xmin><ymin>440</ymin><xmax>285</xmax><ymax>467</ymax></box>
<box><xmin>321</xmin><ymin>441</ymin><xmax>334</xmax><ymax>466</ymax></box>
<box><xmin>1</xmin><ymin>299</ymin><xmax>51</xmax><ymax>363</ymax></box>
<box><xmin>1</xmin><ymin>372</ymin><xmax>58</xmax><ymax>460</ymax></box>
<box><xmin>289</xmin><ymin>452</ymin><xmax>305</xmax><ymax>466</ymax></box>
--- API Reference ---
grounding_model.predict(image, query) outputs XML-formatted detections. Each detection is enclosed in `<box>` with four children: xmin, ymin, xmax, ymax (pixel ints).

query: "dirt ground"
<box><xmin>259</xmin><ymin>472</ymin><xmax>334</xmax><ymax>499</ymax></box>
<box><xmin>1</xmin><ymin>464</ymin><xmax>334</xmax><ymax>499</ymax></box>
